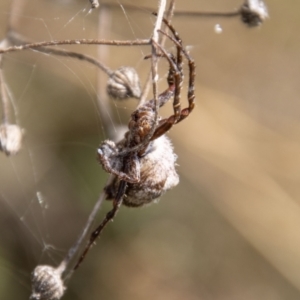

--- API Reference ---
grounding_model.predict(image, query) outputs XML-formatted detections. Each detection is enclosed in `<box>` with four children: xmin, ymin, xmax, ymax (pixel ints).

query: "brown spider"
<box><xmin>74</xmin><ymin>18</ymin><xmax>195</xmax><ymax>270</ymax></box>
<box><xmin>99</xmin><ymin>19</ymin><xmax>195</xmax><ymax>207</ymax></box>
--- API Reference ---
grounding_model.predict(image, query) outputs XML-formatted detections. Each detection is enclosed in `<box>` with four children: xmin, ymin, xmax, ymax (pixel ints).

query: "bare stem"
<box><xmin>94</xmin><ymin>1</ymin><xmax>268</xmax><ymax>27</ymax></box>
<box><xmin>118</xmin><ymin>0</ymin><xmax>166</xmax><ymax>156</ymax></box>
<box><xmin>7</xmin><ymin>31</ymin><xmax>112</xmax><ymax>76</ymax></box>
<box><xmin>93</xmin><ymin>2</ymin><xmax>241</xmax><ymax>18</ymax></box>
<box><xmin>140</xmin><ymin>0</ymin><xmax>175</xmax><ymax>105</ymax></box>
<box><xmin>0</xmin><ymin>0</ymin><xmax>26</xmax><ymax>125</ymax></box>
<box><xmin>174</xmin><ymin>10</ymin><xmax>241</xmax><ymax>18</ymax></box>
<box><xmin>150</xmin><ymin>0</ymin><xmax>166</xmax><ymax>124</ymax></box>
<box><xmin>0</xmin><ymin>38</ymin><xmax>151</xmax><ymax>55</ymax></box>
<box><xmin>95</xmin><ymin>6</ymin><xmax>115</xmax><ymax>139</ymax></box>
<box><xmin>0</xmin><ymin>56</ymin><xmax>9</xmax><ymax>124</ymax></box>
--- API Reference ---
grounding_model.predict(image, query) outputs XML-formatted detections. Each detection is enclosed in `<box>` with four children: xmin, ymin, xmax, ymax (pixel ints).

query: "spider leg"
<box><xmin>158</xmin><ymin>18</ymin><xmax>196</xmax><ymax>123</ymax></box>
<box><xmin>150</xmin><ymin>116</ymin><xmax>175</xmax><ymax>141</ymax></box>
<box><xmin>151</xmin><ymin>28</ymin><xmax>195</xmax><ymax>140</ymax></box>
<box><xmin>153</xmin><ymin>41</ymin><xmax>182</xmax><ymax>123</ymax></box>
<box><xmin>149</xmin><ymin>41</ymin><xmax>182</xmax><ymax>141</ymax></box>
<box><xmin>143</xmin><ymin>53</ymin><xmax>176</xmax><ymax>109</ymax></box>
<box><xmin>74</xmin><ymin>148</ymin><xmax>139</xmax><ymax>270</ymax></box>
<box><xmin>97</xmin><ymin>141</ymin><xmax>140</xmax><ymax>183</ymax></box>
<box><xmin>176</xmin><ymin>53</ymin><xmax>195</xmax><ymax>123</ymax></box>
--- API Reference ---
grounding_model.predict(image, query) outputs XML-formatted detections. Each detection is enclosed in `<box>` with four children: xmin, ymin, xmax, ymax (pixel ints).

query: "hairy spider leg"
<box><xmin>149</xmin><ymin>41</ymin><xmax>183</xmax><ymax>140</ymax></box>
<box><xmin>97</xmin><ymin>142</ymin><xmax>140</xmax><ymax>183</ymax></box>
<box><xmin>143</xmin><ymin>53</ymin><xmax>177</xmax><ymax>111</ymax></box>
<box><xmin>153</xmin><ymin>13</ymin><xmax>184</xmax><ymax>122</ymax></box>
<box><xmin>147</xmin><ymin>16</ymin><xmax>195</xmax><ymax>141</ymax></box>
<box><xmin>158</xmin><ymin>17</ymin><xmax>196</xmax><ymax>123</ymax></box>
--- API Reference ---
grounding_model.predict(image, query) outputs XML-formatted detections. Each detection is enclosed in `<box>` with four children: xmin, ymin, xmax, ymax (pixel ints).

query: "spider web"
<box><xmin>1</xmin><ymin>0</ymin><xmax>204</xmax><ymax>298</ymax></box>
<box><xmin>0</xmin><ymin>1</ymin><xmax>158</xmax><ymax>298</ymax></box>
<box><xmin>2</xmin><ymin>1</ymin><xmax>300</xmax><ymax>300</ymax></box>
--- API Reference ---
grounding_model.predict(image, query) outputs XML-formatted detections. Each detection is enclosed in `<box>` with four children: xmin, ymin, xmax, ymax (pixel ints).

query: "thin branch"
<box><xmin>0</xmin><ymin>38</ymin><xmax>151</xmax><ymax>55</ymax></box>
<box><xmin>7</xmin><ymin>31</ymin><xmax>112</xmax><ymax>76</ymax></box>
<box><xmin>174</xmin><ymin>10</ymin><xmax>240</xmax><ymax>18</ymax></box>
<box><xmin>118</xmin><ymin>0</ymin><xmax>167</xmax><ymax>156</ymax></box>
<box><xmin>91</xmin><ymin>2</ymin><xmax>240</xmax><ymax>17</ymax></box>
<box><xmin>0</xmin><ymin>0</ymin><xmax>26</xmax><ymax>126</ymax></box>
<box><xmin>97</xmin><ymin>1</ymin><xmax>268</xmax><ymax>27</ymax></box>
<box><xmin>40</xmin><ymin>47</ymin><xmax>112</xmax><ymax>75</ymax></box>
<box><xmin>174</xmin><ymin>0</ymin><xmax>269</xmax><ymax>27</ymax></box>
<box><xmin>95</xmin><ymin>5</ymin><xmax>115</xmax><ymax>140</ymax></box>
<box><xmin>0</xmin><ymin>56</ymin><xmax>9</xmax><ymax>124</ymax></box>
<box><xmin>140</xmin><ymin>0</ymin><xmax>175</xmax><ymax>105</ymax></box>
<box><xmin>149</xmin><ymin>0</ymin><xmax>167</xmax><ymax>142</ymax></box>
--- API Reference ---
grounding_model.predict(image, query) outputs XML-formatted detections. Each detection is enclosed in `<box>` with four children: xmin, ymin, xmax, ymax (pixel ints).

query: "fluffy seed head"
<box><xmin>30</xmin><ymin>265</ymin><xmax>65</xmax><ymax>300</ymax></box>
<box><xmin>106</xmin><ymin>67</ymin><xmax>141</xmax><ymax>100</ymax></box>
<box><xmin>241</xmin><ymin>0</ymin><xmax>269</xmax><ymax>27</ymax></box>
<box><xmin>0</xmin><ymin>124</ymin><xmax>23</xmax><ymax>156</ymax></box>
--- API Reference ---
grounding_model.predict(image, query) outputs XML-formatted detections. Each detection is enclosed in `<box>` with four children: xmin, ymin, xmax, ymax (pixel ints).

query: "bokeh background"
<box><xmin>0</xmin><ymin>0</ymin><xmax>300</xmax><ymax>299</ymax></box>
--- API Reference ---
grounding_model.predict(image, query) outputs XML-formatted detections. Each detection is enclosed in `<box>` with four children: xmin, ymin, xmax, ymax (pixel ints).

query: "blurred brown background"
<box><xmin>0</xmin><ymin>0</ymin><xmax>300</xmax><ymax>299</ymax></box>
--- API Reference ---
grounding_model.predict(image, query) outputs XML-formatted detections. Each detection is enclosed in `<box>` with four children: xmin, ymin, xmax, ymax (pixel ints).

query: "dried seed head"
<box><xmin>0</xmin><ymin>123</ymin><xmax>23</xmax><ymax>156</ymax></box>
<box><xmin>107</xmin><ymin>67</ymin><xmax>141</xmax><ymax>100</ymax></box>
<box><xmin>30</xmin><ymin>265</ymin><xmax>65</xmax><ymax>300</ymax></box>
<box><xmin>241</xmin><ymin>0</ymin><xmax>269</xmax><ymax>27</ymax></box>
<box><xmin>90</xmin><ymin>0</ymin><xmax>99</xmax><ymax>9</ymax></box>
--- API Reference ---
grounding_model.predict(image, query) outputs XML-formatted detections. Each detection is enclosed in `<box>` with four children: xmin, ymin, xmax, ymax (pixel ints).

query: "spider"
<box><xmin>99</xmin><ymin>18</ymin><xmax>195</xmax><ymax>207</ymax></box>
<box><xmin>74</xmin><ymin>18</ymin><xmax>195</xmax><ymax>270</ymax></box>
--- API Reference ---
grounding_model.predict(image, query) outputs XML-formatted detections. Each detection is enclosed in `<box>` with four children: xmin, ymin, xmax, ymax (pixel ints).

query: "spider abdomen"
<box><xmin>105</xmin><ymin>135</ymin><xmax>179</xmax><ymax>207</ymax></box>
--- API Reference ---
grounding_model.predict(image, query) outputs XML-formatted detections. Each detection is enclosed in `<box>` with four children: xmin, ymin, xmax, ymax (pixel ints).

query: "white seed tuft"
<box><xmin>30</xmin><ymin>265</ymin><xmax>65</xmax><ymax>300</ymax></box>
<box><xmin>0</xmin><ymin>124</ymin><xmax>23</xmax><ymax>156</ymax></box>
<box><xmin>106</xmin><ymin>67</ymin><xmax>141</xmax><ymax>100</ymax></box>
<box><xmin>241</xmin><ymin>0</ymin><xmax>269</xmax><ymax>27</ymax></box>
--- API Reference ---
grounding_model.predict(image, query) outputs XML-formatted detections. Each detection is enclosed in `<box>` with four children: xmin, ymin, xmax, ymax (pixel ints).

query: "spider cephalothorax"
<box><xmin>97</xmin><ymin>18</ymin><xmax>195</xmax><ymax>207</ymax></box>
<box><xmin>99</xmin><ymin>110</ymin><xmax>180</xmax><ymax>207</ymax></box>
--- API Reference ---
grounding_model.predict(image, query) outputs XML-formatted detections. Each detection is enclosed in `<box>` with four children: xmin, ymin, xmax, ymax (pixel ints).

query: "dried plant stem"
<box><xmin>7</xmin><ymin>31</ymin><xmax>112</xmax><ymax>76</ymax></box>
<box><xmin>174</xmin><ymin>10</ymin><xmax>240</xmax><ymax>18</ymax></box>
<box><xmin>140</xmin><ymin>0</ymin><xmax>175</xmax><ymax>105</ymax></box>
<box><xmin>40</xmin><ymin>47</ymin><xmax>112</xmax><ymax>75</ymax></box>
<box><xmin>0</xmin><ymin>56</ymin><xmax>9</xmax><ymax>124</ymax></box>
<box><xmin>94</xmin><ymin>2</ymin><xmax>240</xmax><ymax>18</ymax></box>
<box><xmin>149</xmin><ymin>0</ymin><xmax>167</xmax><ymax>128</ymax></box>
<box><xmin>96</xmin><ymin>5</ymin><xmax>115</xmax><ymax>139</ymax></box>
<box><xmin>95</xmin><ymin>0</ymin><xmax>268</xmax><ymax>27</ymax></box>
<box><xmin>118</xmin><ymin>0</ymin><xmax>167</xmax><ymax>156</ymax></box>
<box><xmin>0</xmin><ymin>38</ymin><xmax>151</xmax><ymax>55</ymax></box>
